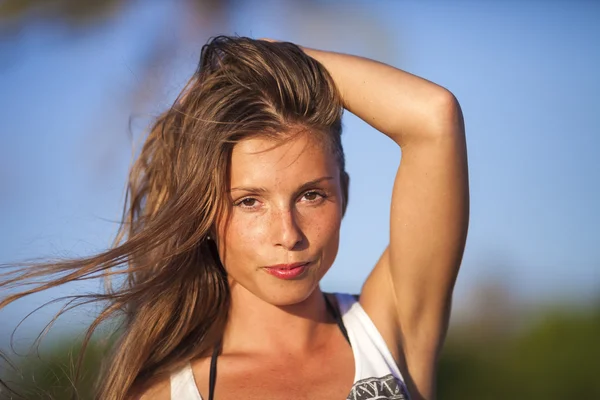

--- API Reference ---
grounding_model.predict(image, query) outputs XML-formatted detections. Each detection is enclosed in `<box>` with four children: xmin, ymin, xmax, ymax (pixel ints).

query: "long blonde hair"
<box><xmin>0</xmin><ymin>35</ymin><xmax>348</xmax><ymax>399</ymax></box>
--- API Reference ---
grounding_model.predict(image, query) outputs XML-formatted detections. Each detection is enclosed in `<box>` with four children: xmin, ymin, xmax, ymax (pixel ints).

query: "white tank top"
<box><xmin>170</xmin><ymin>293</ymin><xmax>410</xmax><ymax>399</ymax></box>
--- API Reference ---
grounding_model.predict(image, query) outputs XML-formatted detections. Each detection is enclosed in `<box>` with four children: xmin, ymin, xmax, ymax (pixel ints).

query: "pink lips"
<box><xmin>263</xmin><ymin>262</ymin><xmax>310</xmax><ymax>280</ymax></box>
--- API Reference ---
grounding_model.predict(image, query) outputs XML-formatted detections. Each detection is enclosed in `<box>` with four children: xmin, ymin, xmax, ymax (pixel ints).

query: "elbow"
<box><xmin>391</xmin><ymin>87</ymin><xmax>465</xmax><ymax>148</ymax></box>
<box><xmin>426</xmin><ymin>89</ymin><xmax>464</xmax><ymax>139</ymax></box>
<box><xmin>398</xmin><ymin>88</ymin><xmax>464</xmax><ymax>148</ymax></box>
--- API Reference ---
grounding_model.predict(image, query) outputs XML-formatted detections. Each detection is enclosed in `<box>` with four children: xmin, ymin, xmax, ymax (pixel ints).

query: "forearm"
<box><xmin>302</xmin><ymin>47</ymin><xmax>455</xmax><ymax>146</ymax></box>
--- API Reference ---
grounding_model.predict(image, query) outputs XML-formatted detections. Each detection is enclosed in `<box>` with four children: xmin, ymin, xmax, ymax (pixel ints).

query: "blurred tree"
<box><xmin>438</xmin><ymin>303</ymin><xmax>600</xmax><ymax>399</ymax></box>
<box><xmin>1</xmin><ymin>336</ymin><xmax>111</xmax><ymax>400</ymax></box>
<box><xmin>508</xmin><ymin>306</ymin><xmax>600</xmax><ymax>398</ymax></box>
<box><xmin>0</xmin><ymin>0</ymin><xmax>229</xmax><ymax>28</ymax></box>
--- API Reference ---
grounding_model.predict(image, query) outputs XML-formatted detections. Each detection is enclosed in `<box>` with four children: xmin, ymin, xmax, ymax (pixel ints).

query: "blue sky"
<box><xmin>1</xmin><ymin>0</ymin><xmax>599</xmax><ymax>342</ymax></box>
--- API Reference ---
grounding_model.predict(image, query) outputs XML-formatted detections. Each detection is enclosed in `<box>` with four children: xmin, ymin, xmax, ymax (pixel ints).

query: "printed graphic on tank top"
<box><xmin>334</xmin><ymin>293</ymin><xmax>410</xmax><ymax>400</ymax></box>
<box><xmin>170</xmin><ymin>292</ymin><xmax>411</xmax><ymax>400</ymax></box>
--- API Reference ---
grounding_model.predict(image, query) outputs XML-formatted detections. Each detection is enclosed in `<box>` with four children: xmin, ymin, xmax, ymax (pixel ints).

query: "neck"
<box><xmin>222</xmin><ymin>284</ymin><xmax>334</xmax><ymax>357</ymax></box>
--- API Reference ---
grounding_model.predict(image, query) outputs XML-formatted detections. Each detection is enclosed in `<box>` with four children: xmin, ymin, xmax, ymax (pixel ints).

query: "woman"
<box><xmin>1</xmin><ymin>36</ymin><xmax>468</xmax><ymax>400</ymax></box>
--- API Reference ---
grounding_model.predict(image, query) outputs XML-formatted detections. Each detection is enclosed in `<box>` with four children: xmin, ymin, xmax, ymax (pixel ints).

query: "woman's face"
<box><xmin>215</xmin><ymin>131</ymin><xmax>344</xmax><ymax>306</ymax></box>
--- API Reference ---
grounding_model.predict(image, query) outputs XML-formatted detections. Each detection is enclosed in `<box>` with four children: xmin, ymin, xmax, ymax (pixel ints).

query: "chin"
<box><xmin>256</xmin><ymin>278</ymin><xmax>320</xmax><ymax>307</ymax></box>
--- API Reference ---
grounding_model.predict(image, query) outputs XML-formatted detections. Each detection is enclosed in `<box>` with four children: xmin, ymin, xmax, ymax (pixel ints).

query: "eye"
<box><xmin>301</xmin><ymin>191</ymin><xmax>325</xmax><ymax>203</ymax></box>
<box><xmin>235</xmin><ymin>197</ymin><xmax>260</xmax><ymax>208</ymax></box>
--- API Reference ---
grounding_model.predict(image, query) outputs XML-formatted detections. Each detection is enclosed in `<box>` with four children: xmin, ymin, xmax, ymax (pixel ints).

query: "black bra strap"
<box><xmin>324</xmin><ymin>293</ymin><xmax>351</xmax><ymax>344</ymax></box>
<box><xmin>208</xmin><ymin>341</ymin><xmax>220</xmax><ymax>400</ymax></box>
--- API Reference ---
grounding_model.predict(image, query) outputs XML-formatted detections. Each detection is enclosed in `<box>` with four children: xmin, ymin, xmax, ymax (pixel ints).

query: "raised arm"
<box><xmin>303</xmin><ymin>47</ymin><xmax>469</xmax><ymax>399</ymax></box>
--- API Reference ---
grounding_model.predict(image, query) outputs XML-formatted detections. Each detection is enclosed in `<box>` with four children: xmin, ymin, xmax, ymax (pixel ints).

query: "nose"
<box><xmin>272</xmin><ymin>207</ymin><xmax>304</xmax><ymax>250</ymax></box>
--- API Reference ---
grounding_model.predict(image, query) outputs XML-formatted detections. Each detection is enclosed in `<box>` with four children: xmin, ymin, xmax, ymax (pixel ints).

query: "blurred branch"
<box><xmin>0</xmin><ymin>0</ymin><xmax>232</xmax><ymax>36</ymax></box>
<box><xmin>0</xmin><ymin>0</ymin><xmax>123</xmax><ymax>26</ymax></box>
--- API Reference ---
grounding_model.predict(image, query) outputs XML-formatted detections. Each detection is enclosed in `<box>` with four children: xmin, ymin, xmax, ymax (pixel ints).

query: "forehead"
<box><xmin>229</xmin><ymin>132</ymin><xmax>338</xmax><ymax>187</ymax></box>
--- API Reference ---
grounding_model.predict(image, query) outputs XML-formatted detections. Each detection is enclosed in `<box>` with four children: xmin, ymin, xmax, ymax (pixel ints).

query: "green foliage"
<box><xmin>438</xmin><ymin>305</ymin><xmax>600</xmax><ymax>399</ymax></box>
<box><xmin>2</xmin><ymin>337</ymin><xmax>111</xmax><ymax>400</ymax></box>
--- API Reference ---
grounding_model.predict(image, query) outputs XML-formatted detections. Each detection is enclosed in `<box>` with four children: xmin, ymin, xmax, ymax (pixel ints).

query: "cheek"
<box><xmin>217</xmin><ymin>212</ymin><xmax>266</xmax><ymax>267</ymax></box>
<box><xmin>311</xmin><ymin>207</ymin><xmax>342</xmax><ymax>268</ymax></box>
<box><xmin>302</xmin><ymin>206</ymin><xmax>342</xmax><ymax>247</ymax></box>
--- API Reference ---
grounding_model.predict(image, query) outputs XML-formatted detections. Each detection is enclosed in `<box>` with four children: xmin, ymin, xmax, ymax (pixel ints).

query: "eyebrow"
<box><xmin>229</xmin><ymin>176</ymin><xmax>335</xmax><ymax>194</ymax></box>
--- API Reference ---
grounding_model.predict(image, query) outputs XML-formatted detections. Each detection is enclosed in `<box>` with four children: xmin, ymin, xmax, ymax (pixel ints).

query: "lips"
<box><xmin>262</xmin><ymin>262</ymin><xmax>311</xmax><ymax>280</ymax></box>
<box><xmin>264</xmin><ymin>262</ymin><xmax>309</xmax><ymax>270</ymax></box>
